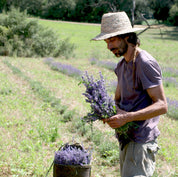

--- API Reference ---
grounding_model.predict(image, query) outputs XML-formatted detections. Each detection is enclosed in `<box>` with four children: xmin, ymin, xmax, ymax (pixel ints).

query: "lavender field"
<box><xmin>0</xmin><ymin>20</ymin><xmax>177</xmax><ymax>177</ymax></box>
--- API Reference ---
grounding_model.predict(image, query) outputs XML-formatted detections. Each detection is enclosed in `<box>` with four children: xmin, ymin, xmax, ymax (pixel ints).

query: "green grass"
<box><xmin>38</xmin><ymin>19</ymin><xmax>115</xmax><ymax>60</ymax></box>
<box><xmin>0</xmin><ymin>19</ymin><xmax>178</xmax><ymax>177</ymax></box>
<box><xmin>0</xmin><ymin>62</ymin><xmax>63</xmax><ymax>176</ymax></box>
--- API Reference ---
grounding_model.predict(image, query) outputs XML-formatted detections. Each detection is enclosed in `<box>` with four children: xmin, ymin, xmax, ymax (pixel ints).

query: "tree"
<box><xmin>42</xmin><ymin>0</ymin><xmax>76</xmax><ymax>20</ymax></box>
<box><xmin>0</xmin><ymin>0</ymin><xmax>6</xmax><ymax>13</ymax></box>
<box><xmin>168</xmin><ymin>0</ymin><xmax>178</xmax><ymax>25</ymax></box>
<box><xmin>148</xmin><ymin>0</ymin><xmax>174</xmax><ymax>22</ymax></box>
<box><xmin>1</xmin><ymin>0</ymin><xmax>177</xmax><ymax>25</ymax></box>
<box><xmin>89</xmin><ymin>0</ymin><xmax>150</xmax><ymax>25</ymax></box>
<box><xmin>1</xmin><ymin>0</ymin><xmax>46</xmax><ymax>16</ymax></box>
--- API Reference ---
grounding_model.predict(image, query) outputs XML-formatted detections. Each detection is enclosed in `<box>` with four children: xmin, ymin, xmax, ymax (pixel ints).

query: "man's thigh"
<box><xmin>120</xmin><ymin>140</ymin><xmax>159</xmax><ymax>177</ymax></box>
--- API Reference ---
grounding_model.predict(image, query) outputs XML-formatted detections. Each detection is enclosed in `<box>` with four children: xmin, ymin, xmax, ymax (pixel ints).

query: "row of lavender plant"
<box><xmin>44</xmin><ymin>58</ymin><xmax>82</xmax><ymax>79</ymax></box>
<box><xmin>162</xmin><ymin>66</ymin><xmax>178</xmax><ymax>88</ymax></box>
<box><xmin>166</xmin><ymin>97</ymin><xmax>178</xmax><ymax>119</ymax></box>
<box><xmin>89</xmin><ymin>58</ymin><xmax>117</xmax><ymax>71</ymax></box>
<box><xmin>162</xmin><ymin>66</ymin><xmax>178</xmax><ymax>77</ymax></box>
<box><xmin>3</xmin><ymin>60</ymin><xmax>74</xmax><ymax>123</ymax></box>
<box><xmin>163</xmin><ymin>77</ymin><xmax>178</xmax><ymax>88</ymax></box>
<box><xmin>155</xmin><ymin>66</ymin><xmax>178</xmax><ymax>118</ymax></box>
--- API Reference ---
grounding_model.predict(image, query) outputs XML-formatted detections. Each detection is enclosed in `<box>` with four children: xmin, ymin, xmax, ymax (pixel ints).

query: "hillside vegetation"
<box><xmin>0</xmin><ymin>18</ymin><xmax>178</xmax><ymax>177</ymax></box>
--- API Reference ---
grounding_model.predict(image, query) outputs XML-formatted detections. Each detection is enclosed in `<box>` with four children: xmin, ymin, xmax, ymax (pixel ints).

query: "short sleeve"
<box><xmin>114</xmin><ymin>58</ymin><xmax>124</xmax><ymax>77</ymax></box>
<box><xmin>139</xmin><ymin>59</ymin><xmax>162</xmax><ymax>90</ymax></box>
<box><xmin>114</xmin><ymin>67</ymin><xmax>118</xmax><ymax>76</ymax></box>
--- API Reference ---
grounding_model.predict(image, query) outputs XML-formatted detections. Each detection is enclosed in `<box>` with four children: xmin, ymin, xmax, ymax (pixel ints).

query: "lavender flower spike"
<box><xmin>81</xmin><ymin>71</ymin><xmax>116</xmax><ymax>122</ymax></box>
<box><xmin>81</xmin><ymin>71</ymin><xmax>137</xmax><ymax>138</ymax></box>
<box><xmin>54</xmin><ymin>143</ymin><xmax>91</xmax><ymax>166</ymax></box>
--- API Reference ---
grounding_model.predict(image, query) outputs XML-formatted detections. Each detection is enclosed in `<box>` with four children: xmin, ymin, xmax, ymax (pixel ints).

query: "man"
<box><xmin>92</xmin><ymin>12</ymin><xmax>167</xmax><ymax>177</ymax></box>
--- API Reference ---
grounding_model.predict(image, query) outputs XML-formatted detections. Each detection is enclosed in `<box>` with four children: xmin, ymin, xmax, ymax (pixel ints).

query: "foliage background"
<box><xmin>0</xmin><ymin>0</ymin><xmax>178</xmax><ymax>25</ymax></box>
<box><xmin>0</xmin><ymin>8</ymin><xmax>75</xmax><ymax>58</ymax></box>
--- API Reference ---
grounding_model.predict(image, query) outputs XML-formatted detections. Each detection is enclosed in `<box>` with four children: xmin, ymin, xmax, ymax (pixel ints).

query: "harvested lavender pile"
<box><xmin>81</xmin><ymin>71</ymin><xmax>136</xmax><ymax>137</ymax></box>
<box><xmin>54</xmin><ymin>143</ymin><xmax>91</xmax><ymax>166</ymax></box>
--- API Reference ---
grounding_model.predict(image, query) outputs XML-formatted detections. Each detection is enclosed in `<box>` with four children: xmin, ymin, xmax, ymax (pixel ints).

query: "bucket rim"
<box><xmin>54</xmin><ymin>163</ymin><xmax>91</xmax><ymax>168</ymax></box>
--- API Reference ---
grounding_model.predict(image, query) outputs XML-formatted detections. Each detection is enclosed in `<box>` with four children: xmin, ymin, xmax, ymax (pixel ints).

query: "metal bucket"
<box><xmin>53</xmin><ymin>163</ymin><xmax>91</xmax><ymax>177</ymax></box>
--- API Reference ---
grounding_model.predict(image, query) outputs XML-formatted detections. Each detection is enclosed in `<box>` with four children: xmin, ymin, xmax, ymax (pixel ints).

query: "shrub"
<box><xmin>168</xmin><ymin>2</ymin><xmax>178</xmax><ymax>25</ymax></box>
<box><xmin>0</xmin><ymin>25</ymin><xmax>9</xmax><ymax>55</ymax></box>
<box><xmin>0</xmin><ymin>7</ymin><xmax>75</xmax><ymax>58</ymax></box>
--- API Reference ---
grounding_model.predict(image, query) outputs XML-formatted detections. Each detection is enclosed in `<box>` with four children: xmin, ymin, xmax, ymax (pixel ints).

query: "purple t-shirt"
<box><xmin>114</xmin><ymin>50</ymin><xmax>162</xmax><ymax>143</ymax></box>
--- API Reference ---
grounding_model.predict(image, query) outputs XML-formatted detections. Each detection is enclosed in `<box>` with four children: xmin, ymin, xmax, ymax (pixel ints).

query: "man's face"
<box><xmin>104</xmin><ymin>36</ymin><xmax>128</xmax><ymax>57</ymax></box>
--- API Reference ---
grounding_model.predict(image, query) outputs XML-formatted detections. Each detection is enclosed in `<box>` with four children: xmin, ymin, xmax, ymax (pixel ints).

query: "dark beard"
<box><xmin>111</xmin><ymin>41</ymin><xmax>128</xmax><ymax>57</ymax></box>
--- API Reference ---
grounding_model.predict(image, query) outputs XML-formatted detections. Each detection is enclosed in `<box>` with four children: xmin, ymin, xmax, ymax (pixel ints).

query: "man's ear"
<box><xmin>124</xmin><ymin>36</ymin><xmax>129</xmax><ymax>43</ymax></box>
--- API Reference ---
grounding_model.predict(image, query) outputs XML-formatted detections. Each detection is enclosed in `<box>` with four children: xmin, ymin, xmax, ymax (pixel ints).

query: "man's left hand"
<box><xmin>103</xmin><ymin>109</ymin><xmax>128</xmax><ymax>129</ymax></box>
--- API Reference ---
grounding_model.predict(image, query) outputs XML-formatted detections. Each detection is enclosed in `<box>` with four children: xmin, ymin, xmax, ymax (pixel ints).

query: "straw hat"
<box><xmin>92</xmin><ymin>11</ymin><xmax>144</xmax><ymax>41</ymax></box>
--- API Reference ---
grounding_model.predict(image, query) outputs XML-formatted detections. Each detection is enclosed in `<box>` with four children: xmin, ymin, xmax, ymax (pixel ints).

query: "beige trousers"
<box><xmin>119</xmin><ymin>140</ymin><xmax>159</xmax><ymax>177</ymax></box>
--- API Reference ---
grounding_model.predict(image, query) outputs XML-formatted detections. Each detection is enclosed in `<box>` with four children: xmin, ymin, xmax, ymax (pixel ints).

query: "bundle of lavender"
<box><xmin>81</xmin><ymin>71</ymin><xmax>136</xmax><ymax>138</ymax></box>
<box><xmin>54</xmin><ymin>143</ymin><xmax>91</xmax><ymax>166</ymax></box>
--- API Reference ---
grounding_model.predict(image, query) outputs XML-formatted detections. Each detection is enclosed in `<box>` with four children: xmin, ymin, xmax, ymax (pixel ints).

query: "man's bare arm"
<box><xmin>104</xmin><ymin>84</ymin><xmax>168</xmax><ymax>129</ymax></box>
<box><xmin>128</xmin><ymin>83</ymin><xmax>168</xmax><ymax>122</ymax></box>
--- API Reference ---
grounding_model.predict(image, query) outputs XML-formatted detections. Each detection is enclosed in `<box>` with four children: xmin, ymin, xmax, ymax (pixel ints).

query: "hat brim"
<box><xmin>92</xmin><ymin>27</ymin><xmax>145</xmax><ymax>41</ymax></box>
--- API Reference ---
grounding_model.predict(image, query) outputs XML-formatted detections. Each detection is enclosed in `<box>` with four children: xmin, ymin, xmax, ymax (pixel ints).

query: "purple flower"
<box><xmin>81</xmin><ymin>71</ymin><xmax>137</xmax><ymax>137</ymax></box>
<box><xmin>163</xmin><ymin>77</ymin><xmax>178</xmax><ymax>88</ymax></box>
<box><xmin>44</xmin><ymin>58</ymin><xmax>82</xmax><ymax>78</ymax></box>
<box><xmin>43</xmin><ymin>57</ymin><xmax>54</xmax><ymax>64</ymax></box>
<box><xmin>81</xmin><ymin>71</ymin><xmax>116</xmax><ymax>122</ymax></box>
<box><xmin>162</xmin><ymin>66</ymin><xmax>178</xmax><ymax>76</ymax></box>
<box><xmin>107</xmin><ymin>80</ymin><xmax>118</xmax><ymax>92</ymax></box>
<box><xmin>166</xmin><ymin>97</ymin><xmax>178</xmax><ymax>119</ymax></box>
<box><xmin>89</xmin><ymin>58</ymin><xmax>98</xmax><ymax>65</ymax></box>
<box><xmin>99</xmin><ymin>60</ymin><xmax>117</xmax><ymax>71</ymax></box>
<box><xmin>89</xmin><ymin>58</ymin><xmax>117</xmax><ymax>71</ymax></box>
<box><xmin>54</xmin><ymin>143</ymin><xmax>91</xmax><ymax>166</ymax></box>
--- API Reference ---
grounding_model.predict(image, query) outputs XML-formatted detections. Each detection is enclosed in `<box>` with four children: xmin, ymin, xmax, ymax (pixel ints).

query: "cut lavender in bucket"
<box><xmin>53</xmin><ymin>143</ymin><xmax>92</xmax><ymax>177</ymax></box>
<box><xmin>54</xmin><ymin>143</ymin><xmax>91</xmax><ymax>166</ymax></box>
<box><xmin>81</xmin><ymin>71</ymin><xmax>137</xmax><ymax>138</ymax></box>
